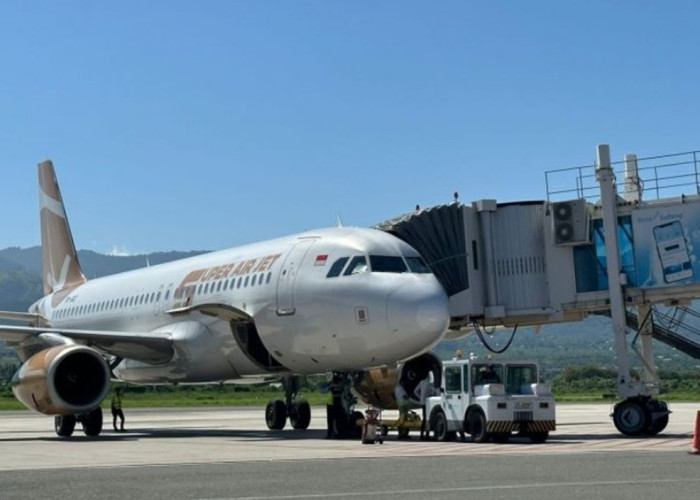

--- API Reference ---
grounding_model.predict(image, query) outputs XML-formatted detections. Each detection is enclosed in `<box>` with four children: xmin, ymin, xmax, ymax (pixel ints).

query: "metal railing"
<box><xmin>545</xmin><ymin>150</ymin><xmax>700</xmax><ymax>202</ymax></box>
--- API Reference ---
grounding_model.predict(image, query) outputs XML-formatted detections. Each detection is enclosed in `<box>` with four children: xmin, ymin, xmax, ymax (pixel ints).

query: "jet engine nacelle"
<box><xmin>352</xmin><ymin>352</ymin><xmax>442</xmax><ymax>409</ymax></box>
<box><xmin>11</xmin><ymin>344</ymin><xmax>110</xmax><ymax>415</ymax></box>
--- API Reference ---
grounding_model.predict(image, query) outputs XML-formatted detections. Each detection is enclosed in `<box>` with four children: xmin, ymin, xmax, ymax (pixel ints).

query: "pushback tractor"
<box><xmin>426</xmin><ymin>359</ymin><xmax>555</xmax><ymax>443</ymax></box>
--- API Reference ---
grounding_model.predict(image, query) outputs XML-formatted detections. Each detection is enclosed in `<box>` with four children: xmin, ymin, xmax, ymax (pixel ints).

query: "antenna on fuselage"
<box><xmin>336</xmin><ymin>213</ymin><xmax>345</xmax><ymax>227</ymax></box>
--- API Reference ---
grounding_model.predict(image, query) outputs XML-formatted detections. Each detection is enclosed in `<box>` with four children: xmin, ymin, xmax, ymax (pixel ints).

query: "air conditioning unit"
<box><xmin>551</xmin><ymin>199</ymin><xmax>590</xmax><ymax>246</ymax></box>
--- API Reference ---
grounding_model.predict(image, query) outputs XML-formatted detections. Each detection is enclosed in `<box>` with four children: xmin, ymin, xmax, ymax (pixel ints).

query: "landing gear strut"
<box><xmin>265</xmin><ymin>375</ymin><xmax>311</xmax><ymax>431</ymax></box>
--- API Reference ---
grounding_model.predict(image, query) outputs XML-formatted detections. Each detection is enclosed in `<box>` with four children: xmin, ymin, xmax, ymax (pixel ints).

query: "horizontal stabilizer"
<box><xmin>0</xmin><ymin>310</ymin><xmax>48</xmax><ymax>326</ymax></box>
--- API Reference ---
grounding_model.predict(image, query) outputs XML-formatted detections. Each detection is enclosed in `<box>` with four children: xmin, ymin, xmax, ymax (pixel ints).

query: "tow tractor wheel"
<box><xmin>528</xmin><ymin>431</ymin><xmax>549</xmax><ymax>444</ymax></box>
<box><xmin>55</xmin><ymin>415</ymin><xmax>76</xmax><ymax>437</ymax></box>
<box><xmin>81</xmin><ymin>407</ymin><xmax>103</xmax><ymax>436</ymax></box>
<box><xmin>613</xmin><ymin>399</ymin><xmax>649</xmax><ymax>436</ymax></box>
<box><xmin>467</xmin><ymin>410</ymin><xmax>489</xmax><ymax>443</ymax></box>
<box><xmin>289</xmin><ymin>400</ymin><xmax>311</xmax><ymax>430</ymax></box>
<box><xmin>491</xmin><ymin>432</ymin><xmax>511</xmax><ymax>443</ymax></box>
<box><xmin>265</xmin><ymin>399</ymin><xmax>287</xmax><ymax>430</ymax></box>
<box><xmin>432</xmin><ymin>410</ymin><xmax>451</xmax><ymax>442</ymax></box>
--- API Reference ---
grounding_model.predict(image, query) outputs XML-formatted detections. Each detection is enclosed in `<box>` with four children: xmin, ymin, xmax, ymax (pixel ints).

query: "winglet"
<box><xmin>38</xmin><ymin>160</ymin><xmax>87</xmax><ymax>296</ymax></box>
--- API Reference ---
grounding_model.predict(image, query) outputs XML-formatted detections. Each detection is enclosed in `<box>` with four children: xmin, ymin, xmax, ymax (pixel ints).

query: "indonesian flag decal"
<box><xmin>315</xmin><ymin>254</ymin><xmax>328</xmax><ymax>266</ymax></box>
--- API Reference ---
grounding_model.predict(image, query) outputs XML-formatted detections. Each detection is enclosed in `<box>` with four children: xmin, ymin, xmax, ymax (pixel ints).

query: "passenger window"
<box><xmin>217</xmin><ymin>281</ymin><xmax>223</xmax><ymax>292</ymax></box>
<box><xmin>326</xmin><ymin>257</ymin><xmax>349</xmax><ymax>278</ymax></box>
<box><xmin>244</xmin><ymin>276</ymin><xmax>249</xmax><ymax>287</ymax></box>
<box><xmin>370</xmin><ymin>255</ymin><xmax>408</xmax><ymax>273</ymax></box>
<box><xmin>343</xmin><ymin>256</ymin><xmax>368</xmax><ymax>276</ymax></box>
<box><xmin>266</xmin><ymin>272</ymin><xmax>272</xmax><ymax>284</ymax></box>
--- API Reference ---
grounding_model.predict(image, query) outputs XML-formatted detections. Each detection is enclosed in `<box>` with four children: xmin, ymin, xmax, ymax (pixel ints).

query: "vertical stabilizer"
<box><xmin>38</xmin><ymin>160</ymin><xmax>87</xmax><ymax>296</ymax></box>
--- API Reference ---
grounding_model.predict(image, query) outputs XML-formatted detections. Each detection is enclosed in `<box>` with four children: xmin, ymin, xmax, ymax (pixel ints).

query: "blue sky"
<box><xmin>1</xmin><ymin>1</ymin><xmax>699</xmax><ymax>255</ymax></box>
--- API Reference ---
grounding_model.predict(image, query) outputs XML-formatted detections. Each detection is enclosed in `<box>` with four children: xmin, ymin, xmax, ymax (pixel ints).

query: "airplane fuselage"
<box><xmin>33</xmin><ymin>227</ymin><xmax>449</xmax><ymax>384</ymax></box>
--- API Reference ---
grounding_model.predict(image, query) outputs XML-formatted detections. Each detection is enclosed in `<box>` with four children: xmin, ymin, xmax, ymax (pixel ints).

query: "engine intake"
<box><xmin>352</xmin><ymin>352</ymin><xmax>442</xmax><ymax>409</ymax></box>
<box><xmin>11</xmin><ymin>345</ymin><xmax>110</xmax><ymax>415</ymax></box>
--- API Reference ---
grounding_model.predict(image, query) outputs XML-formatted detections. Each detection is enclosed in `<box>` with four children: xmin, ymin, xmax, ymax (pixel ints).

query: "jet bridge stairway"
<box><xmin>624</xmin><ymin>306</ymin><xmax>700</xmax><ymax>360</ymax></box>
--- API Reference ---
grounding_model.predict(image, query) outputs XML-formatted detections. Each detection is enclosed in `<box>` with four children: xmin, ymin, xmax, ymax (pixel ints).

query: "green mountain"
<box><xmin>0</xmin><ymin>247</ymin><xmax>207</xmax><ymax>312</ymax></box>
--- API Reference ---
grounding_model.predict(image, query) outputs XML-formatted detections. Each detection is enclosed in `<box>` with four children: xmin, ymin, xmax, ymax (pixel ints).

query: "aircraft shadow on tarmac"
<box><xmin>0</xmin><ymin>428</ymin><xmax>328</xmax><ymax>443</ymax></box>
<box><xmin>0</xmin><ymin>428</ymin><xmax>692</xmax><ymax>443</ymax></box>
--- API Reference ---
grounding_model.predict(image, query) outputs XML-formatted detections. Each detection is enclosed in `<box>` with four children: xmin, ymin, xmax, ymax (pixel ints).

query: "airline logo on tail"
<box><xmin>38</xmin><ymin>160</ymin><xmax>87</xmax><ymax>305</ymax></box>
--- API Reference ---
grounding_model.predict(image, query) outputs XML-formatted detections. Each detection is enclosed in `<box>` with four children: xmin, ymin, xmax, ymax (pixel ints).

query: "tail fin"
<box><xmin>38</xmin><ymin>160</ymin><xmax>86</xmax><ymax>295</ymax></box>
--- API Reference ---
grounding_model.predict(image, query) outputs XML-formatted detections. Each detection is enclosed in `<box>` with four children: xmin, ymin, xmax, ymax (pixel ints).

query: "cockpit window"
<box><xmin>406</xmin><ymin>256</ymin><xmax>431</xmax><ymax>273</ymax></box>
<box><xmin>343</xmin><ymin>256</ymin><xmax>368</xmax><ymax>275</ymax></box>
<box><xmin>370</xmin><ymin>255</ymin><xmax>408</xmax><ymax>273</ymax></box>
<box><xmin>326</xmin><ymin>257</ymin><xmax>349</xmax><ymax>278</ymax></box>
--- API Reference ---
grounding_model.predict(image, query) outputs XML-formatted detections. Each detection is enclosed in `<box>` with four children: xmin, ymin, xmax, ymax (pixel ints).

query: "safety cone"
<box><xmin>690</xmin><ymin>411</ymin><xmax>700</xmax><ymax>455</ymax></box>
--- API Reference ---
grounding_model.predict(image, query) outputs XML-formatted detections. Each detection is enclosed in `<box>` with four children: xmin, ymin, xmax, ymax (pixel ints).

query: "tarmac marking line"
<box><xmin>200</xmin><ymin>478</ymin><xmax>700</xmax><ymax>500</ymax></box>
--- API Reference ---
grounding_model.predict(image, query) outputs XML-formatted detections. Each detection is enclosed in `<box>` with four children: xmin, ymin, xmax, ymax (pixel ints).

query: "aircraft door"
<box><xmin>276</xmin><ymin>239</ymin><xmax>315</xmax><ymax>316</ymax></box>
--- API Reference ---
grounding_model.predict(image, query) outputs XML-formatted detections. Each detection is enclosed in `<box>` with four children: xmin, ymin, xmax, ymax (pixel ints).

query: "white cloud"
<box><xmin>109</xmin><ymin>246</ymin><xmax>133</xmax><ymax>257</ymax></box>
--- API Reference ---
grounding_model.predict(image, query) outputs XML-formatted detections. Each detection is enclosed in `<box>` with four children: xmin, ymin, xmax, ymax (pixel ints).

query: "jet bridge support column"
<box><xmin>598</xmin><ymin>144</ymin><xmax>669</xmax><ymax>436</ymax></box>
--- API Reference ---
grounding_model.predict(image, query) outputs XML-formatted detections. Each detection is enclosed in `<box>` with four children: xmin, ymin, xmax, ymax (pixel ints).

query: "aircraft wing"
<box><xmin>0</xmin><ymin>324</ymin><xmax>174</xmax><ymax>364</ymax></box>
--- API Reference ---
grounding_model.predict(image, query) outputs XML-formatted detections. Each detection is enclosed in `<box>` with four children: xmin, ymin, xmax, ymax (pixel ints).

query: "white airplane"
<box><xmin>0</xmin><ymin>161</ymin><xmax>449</xmax><ymax>438</ymax></box>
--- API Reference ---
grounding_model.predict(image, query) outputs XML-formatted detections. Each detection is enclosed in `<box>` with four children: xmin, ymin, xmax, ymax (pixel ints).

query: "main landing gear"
<box><xmin>54</xmin><ymin>407</ymin><xmax>104</xmax><ymax>437</ymax></box>
<box><xmin>612</xmin><ymin>396</ymin><xmax>670</xmax><ymax>436</ymax></box>
<box><xmin>264</xmin><ymin>373</ymin><xmax>363</xmax><ymax>439</ymax></box>
<box><xmin>265</xmin><ymin>375</ymin><xmax>312</xmax><ymax>431</ymax></box>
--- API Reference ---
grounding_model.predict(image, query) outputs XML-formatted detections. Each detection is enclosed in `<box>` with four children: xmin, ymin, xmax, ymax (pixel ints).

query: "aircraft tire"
<box><xmin>55</xmin><ymin>415</ymin><xmax>76</xmax><ymax>437</ymax></box>
<box><xmin>644</xmin><ymin>400</ymin><xmax>670</xmax><ymax>436</ymax></box>
<box><xmin>82</xmin><ymin>407</ymin><xmax>103</xmax><ymax>437</ymax></box>
<box><xmin>289</xmin><ymin>400</ymin><xmax>311</xmax><ymax>430</ymax></box>
<box><xmin>265</xmin><ymin>399</ymin><xmax>287</xmax><ymax>430</ymax></box>
<box><xmin>613</xmin><ymin>400</ymin><xmax>649</xmax><ymax>436</ymax></box>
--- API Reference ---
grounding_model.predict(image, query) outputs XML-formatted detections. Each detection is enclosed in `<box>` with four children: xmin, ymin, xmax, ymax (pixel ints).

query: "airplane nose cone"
<box><xmin>387</xmin><ymin>282</ymin><xmax>450</xmax><ymax>342</ymax></box>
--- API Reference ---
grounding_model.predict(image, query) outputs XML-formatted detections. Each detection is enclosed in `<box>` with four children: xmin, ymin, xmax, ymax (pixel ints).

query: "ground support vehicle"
<box><xmin>379</xmin><ymin>410</ymin><xmax>422</xmax><ymax>439</ymax></box>
<box><xmin>426</xmin><ymin>359</ymin><xmax>555</xmax><ymax>443</ymax></box>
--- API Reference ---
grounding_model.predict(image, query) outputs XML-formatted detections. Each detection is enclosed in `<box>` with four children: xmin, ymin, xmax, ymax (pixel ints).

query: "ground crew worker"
<box><xmin>111</xmin><ymin>386</ymin><xmax>125</xmax><ymax>432</ymax></box>
<box><xmin>414</xmin><ymin>375</ymin><xmax>439</xmax><ymax>440</ymax></box>
<box><xmin>394</xmin><ymin>384</ymin><xmax>411</xmax><ymax>438</ymax></box>
<box><xmin>325</xmin><ymin>375</ymin><xmax>343</xmax><ymax>439</ymax></box>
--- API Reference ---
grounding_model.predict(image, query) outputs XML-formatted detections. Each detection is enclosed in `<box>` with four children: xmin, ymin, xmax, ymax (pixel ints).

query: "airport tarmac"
<box><xmin>1</xmin><ymin>403</ymin><xmax>699</xmax><ymax>499</ymax></box>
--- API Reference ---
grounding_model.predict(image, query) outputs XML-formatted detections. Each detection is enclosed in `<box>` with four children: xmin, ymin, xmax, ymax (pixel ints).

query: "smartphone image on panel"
<box><xmin>652</xmin><ymin>220</ymin><xmax>694</xmax><ymax>283</ymax></box>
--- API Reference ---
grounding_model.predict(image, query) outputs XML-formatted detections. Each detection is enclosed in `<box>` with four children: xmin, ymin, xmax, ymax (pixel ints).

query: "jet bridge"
<box><xmin>378</xmin><ymin>144</ymin><xmax>700</xmax><ymax>437</ymax></box>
